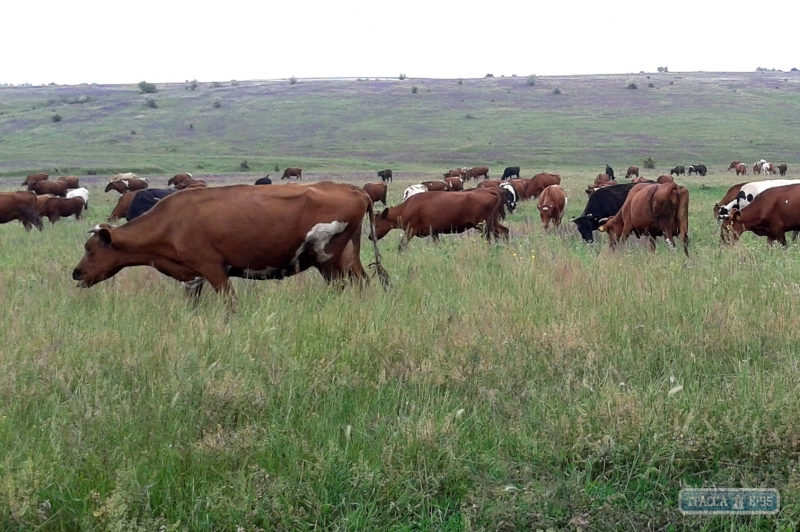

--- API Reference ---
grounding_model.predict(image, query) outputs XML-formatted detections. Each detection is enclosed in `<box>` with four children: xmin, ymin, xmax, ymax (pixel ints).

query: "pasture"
<box><xmin>2</xmin><ymin>72</ymin><xmax>800</xmax><ymax>530</ymax></box>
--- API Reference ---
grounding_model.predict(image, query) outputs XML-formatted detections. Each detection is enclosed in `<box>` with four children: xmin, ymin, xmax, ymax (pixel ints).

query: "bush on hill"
<box><xmin>138</xmin><ymin>81</ymin><xmax>157</xmax><ymax>94</ymax></box>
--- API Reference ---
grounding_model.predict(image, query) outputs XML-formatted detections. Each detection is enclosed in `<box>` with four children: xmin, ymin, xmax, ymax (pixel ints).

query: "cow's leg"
<box><xmin>183</xmin><ymin>278</ymin><xmax>205</xmax><ymax>306</ymax></box>
<box><xmin>191</xmin><ymin>264</ymin><xmax>236</xmax><ymax>310</ymax></box>
<box><xmin>648</xmin><ymin>236</ymin><xmax>657</xmax><ymax>252</ymax></box>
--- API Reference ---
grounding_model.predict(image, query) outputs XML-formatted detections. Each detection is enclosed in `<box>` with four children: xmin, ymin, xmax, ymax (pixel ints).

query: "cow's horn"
<box><xmin>597</xmin><ymin>217</ymin><xmax>609</xmax><ymax>224</ymax></box>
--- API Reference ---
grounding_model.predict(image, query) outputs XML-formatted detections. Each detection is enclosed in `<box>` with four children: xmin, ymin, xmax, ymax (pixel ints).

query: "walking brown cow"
<box><xmin>735</xmin><ymin>163</ymin><xmax>748</xmax><ymax>176</ymax></box>
<box><xmin>464</xmin><ymin>166</ymin><xmax>490</xmax><ymax>180</ymax></box>
<box><xmin>281</xmin><ymin>167</ymin><xmax>303</xmax><ymax>180</ymax></box>
<box><xmin>599</xmin><ymin>182</ymin><xmax>689</xmax><ymax>255</ymax></box>
<box><xmin>40</xmin><ymin>197</ymin><xmax>85</xmax><ymax>223</ymax></box>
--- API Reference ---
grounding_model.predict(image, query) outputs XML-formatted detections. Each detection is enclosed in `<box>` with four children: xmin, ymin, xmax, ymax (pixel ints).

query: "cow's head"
<box><xmin>373</xmin><ymin>208</ymin><xmax>397</xmax><ymax>241</ymax></box>
<box><xmin>719</xmin><ymin>209</ymin><xmax>743</xmax><ymax>244</ymax></box>
<box><xmin>72</xmin><ymin>224</ymin><xmax>124</xmax><ymax>287</ymax></box>
<box><xmin>571</xmin><ymin>214</ymin><xmax>600</xmax><ymax>242</ymax></box>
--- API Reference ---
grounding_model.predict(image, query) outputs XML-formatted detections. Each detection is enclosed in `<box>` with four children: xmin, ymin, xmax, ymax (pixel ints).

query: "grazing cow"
<box><xmin>126</xmin><ymin>188</ymin><xmax>177</xmax><ymax>221</ymax></box>
<box><xmin>605</xmin><ymin>165</ymin><xmax>615</xmax><ymax>180</ymax></box>
<box><xmin>22</xmin><ymin>172</ymin><xmax>48</xmax><ymax>186</ymax></box>
<box><xmin>501</xmin><ymin>166</ymin><xmax>520</xmax><ymax>180</ymax></box>
<box><xmin>625</xmin><ymin>166</ymin><xmax>639</xmax><ymax>179</ymax></box>
<box><xmin>363</xmin><ymin>182</ymin><xmax>388</xmax><ymax>205</ymax></box>
<box><xmin>72</xmin><ymin>182</ymin><xmax>389</xmax><ymax>303</ymax></box>
<box><xmin>443</xmin><ymin>168</ymin><xmax>466</xmax><ymax>178</ymax></box>
<box><xmin>403</xmin><ymin>184</ymin><xmax>428</xmax><ymax>201</ymax></box>
<box><xmin>498</xmin><ymin>182</ymin><xmax>518</xmax><ymax>215</ymax></box>
<box><xmin>594</xmin><ymin>173</ymin><xmax>611</xmax><ymax>186</ymax></box>
<box><xmin>0</xmin><ymin>191</ymin><xmax>44</xmax><ymax>230</ymax></box>
<box><xmin>727</xmin><ymin>161</ymin><xmax>742</xmax><ymax>171</ymax></box>
<box><xmin>537</xmin><ymin>185</ymin><xmax>567</xmax><ymax>229</ymax></box>
<box><xmin>168</xmin><ymin>173</ymin><xmax>194</xmax><ymax>187</ymax></box>
<box><xmin>34</xmin><ymin>194</ymin><xmax>56</xmax><ymax>213</ymax></box>
<box><xmin>105</xmin><ymin>180</ymin><xmax>146</xmax><ymax>194</ymax></box>
<box><xmin>377</xmin><ymin>169</ymin><xmax>393</xmax><ymax>182</ymax></box>
<box><xmin>585</xmin><ymin>181</ymin><xmax>617</xmax><ymax>197</ymax></box>
<box><xmin>524</xmin><ymin>173</ymin><xmax>561</xmax><ymax>199</ymax></box>
<box><xmin>175</xmin><ymin>179</ymin><xmax>207</xmax><ymax>190</ymax></box>
<box><xmin>779</xmin><ymin>163</ymin><xmax>788</xmax><ymax>177</ymax></box>
<box><xmin>753</xmin><ymin>161</ymin><xmax>764</xmax><ymax>175</ymax></box>
<box><xmin>687</xmin><ymin>164</ymin><xmax>708</xmax><ymax>176</ymax></box>
<box><xmin>254</xmin><ymin>176</ymin><xmax>273</xmax><ymax>185</ymax></box>
<box><xmin>670</xmin><ymin>166</ymin><xmax>685</xmax><ymax>176</ymax></box>
<box><xmin>444</xmin><ymin>176</ymin><xmax>464</xmax><ymax>191</ymax></box>
<box><xmin>735</xmin><ymin>163</ymin><xmax>748</xmax><ymax>176</ymax></box>
<box><xmin>713</xmin><ymin>183</ymin><xmax>746</xmax><ymax>219</ymax></box>
<box><xmin>599</xmin><ymin>182</ymin><xmax>690</xmax><ymax>255</ymax></box>
<box><xmin>281</xmin><ymin>167</ymin><xmax>302</xmax><ymax>180</ymax></box>
<box><xmin>465</xmin><ymin>166</ymin><xmax>490</xmax><ymax>180</ymax></box>
<box><xmin>476</xmin><ymin>179</ymin><xmax>502</xmax><ymax>189</ymax></box>
<box><xmin>109</xmin><ymin>172</ymin><xmax>138</xmax><ymax>183</ymax></box>
<box><xmin>764</xmin><ymin>162</ymin><xmax>777</xmax><ymax>175</ymax></box>
<box><xmin>66</xmin><ymin>187</ymin><xmax>89</xmax><ymax>210</ymax></box>
<box><xmin>720</xmin><ymin>184</ymin><xmax>800</xmax><ymax>245</ymax></box>
<box><xmin>716</xmin><ymin>179</ymin><xmax>800</xmax><ymax>219</ymax></box>
<box><xmin>108</xmin><ymin>191</ymin><xmax>140</xmax><ymax>222</ymax></box>
<box><xmin>29</xmin><ymin>180</ymin><xmax>70</xmax><ymax>196</ymax></box>
<box><xmin>421</xmin><ymin>180</ymin><xmax>451</xmax><ymax>192</ymax></box>
<box><xmin>374</xmin><ymin>189</ymin><xmax>508</xmax><ymax>250</ymax></box>
<box><xmin>40</xmin><ymin>197</ymin><xmax>85</xmax><ymax>223</ymax></box>
<box><xmin>572</xmin><ymin>183</ymin><xmax>637</xmax><ymax>242</ymax></box>
<box><xmin>57</xmin><ymin>175</ymin><xmax>80</xmax><ymax>189</ymax></box>
<box><xmin>657</xmin><ymin>175</ymin><xmax>674</xmax><ymax>184</ymax></box>
<box><xmin>506</xmin><ymin>179</ymin><xmax>529</xmax><ymax>200</ymax></box>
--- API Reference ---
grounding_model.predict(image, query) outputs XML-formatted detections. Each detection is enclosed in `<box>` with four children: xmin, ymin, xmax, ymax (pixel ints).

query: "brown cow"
<box><xmin>281</xmin><ymin>167</ymin><xmax>302</xmax><ymax>180</ymax></box>
<box><xmin>443</xmin><ymin>168</ymin><xmax>466</xmax><ymax>178</ymax></box>
<box><xmin>735</xmin><ymin>163</ymin><xmax>748</xmax><ymax>176</ymax></box>
<box><xmin>524</xmin><ymin>173</ymin><xmax>561</xmax><ymax>199</ymax></box>
<box><xmin>713</xmin><ymin>182</ymin><xmax>746</xmax><ymax>219</ymax></box>
<box><xmin>40</xmin><ymin>197</ymin><xmax>85</xmax><ymax>223</ymax></box>
<box><xmin>727</xmin><ymin>161</ymin><xmax>741</xmax><ymax>171</ymax></box>
<box><xmin>537</xmin><ymin>185</ymin><xmax>567</xmax><ymax>229</ymax></box>
<box><xmin>363</xmin><ymin>182</ymin><xmax>388</xmax><ymax>205</ymax></box>
<box><xmin>464</xmin><ymin>166</ymin><xmax>490</xmax><ymax>180</ymax></box>
<box><xmin>444</xmin><ymin>177</ymin><xmax>464</xmax><ymax>191</ymax></box>
<box><xmin>779</xmin><ymin>163</ymin><xmax>788</xmax><ymax>177</ymax></box>
<box><xmin>421</xmin><ymin>180</ymin><xmax>451</xmax><ymax>192</ymax></box>
<box><xmin>168</xmin><ymin>173</ymin><xmax>194</xmax><ymax>187</ymax></box>
<box><xmin>29</xmin><ymin>180</ymin><xmax>70</xmax><ymax>196</ymax></box>
<box><xmin>22</xmin><ymin>173</ymin><xmax>48</xmax><ymax>186</ymax></box>
<box><xmin>175</xmin><ymin>179</ymin><xmax>207</xmax><ymax>190</ymax></box>
<box><xmin>599</xmin><ymin>182</ymin><xmax>689</xmax><ymax>255</ymax></box>
<box><xmin>625</xmin><ymin>166</ymin><xmax>640</xmax><ymax>178</ymax></box>
<box><xmin>585</xmin><ymin>181</ymin><xmax>617</xmax><ymax>197</ymax></box>
<box><xmin>632</xmin><ymin>176</ymin><xmax>654</xmax><ymax>184</ymax></box>
<box><xmin>375</xmin><ymin>189</ymin><xmax>508</xmax><ymax>250</ymax></box>
<box><xmin>72</xmin><ymin>182</ymin><xmax>389</xmax><ymax>305</ymax></box>
<box><xmin>0</xmin><ymin>191</ymin><xmax>44</xmax><ymax>230</ymax></box>
<box><xmin>594</xmin><ymin>173</ymin><xmax>611</xmax><ymax>186</ymax></box>
<box><xmin>57</xmin><ymin>175</ymin><xmax>80</xmax><ymax>189</ymax></box>
<box><xmin>476</xmin><ymin>179</ymin><xmax>502</xmax><ymax>188</ymax></box>
<box><xmin>656</xmin><ymin>175</ymin><xmax>674</xmax><ymax>184</ymax></box>
<box><xmin>109</xmin><ymin>172</ymin><xmax>138</xmax><ymax>183</ymax></box>
<box><xmin>506</xmin><ymin>179</ymin><xmax>529</xmax><ymax>199</ymax></box>
<box><xmin>108</xmin><ymin>191</ymin><xmax>140</xmax><ymax>222</ymax></box>
<box><xmin>720</xmin><ymin>184</ymin><xmax>800</xmax><ymax>245</ymax></box>
<box><xmin>105</xmin><ymin>179</ymin><xmax>149</xmax><ymax>194</ymax></box>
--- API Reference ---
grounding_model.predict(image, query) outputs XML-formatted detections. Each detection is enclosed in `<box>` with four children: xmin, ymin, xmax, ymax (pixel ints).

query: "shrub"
<box><xmin>131</xmin><ymin>130</ymin><xmax>136</xmax><ymax>135</ymax></box>
<box><xmin>212</xmin><ymin>98</ymin><xmax>221</xmax><ymax>108</ymax></box>
<box><xmin>648</xmin><ymin>82</ymin><xmax>655</xmax><ymax>88</ymax></box>
<box><xmin>485</xmin><ymin>73</ymin><xmax>494</xmax><ymax>78</ymax></box>
<box><xmin>51</xmin><ymin>114</ymin><xmax>62</xmax><ymax>122</ymax></box>
<box><xmin>240</xmin><ymin>161</ymin><xmax>250</xmax><ymax>169</ymax></box>
<box><xmin>792</xmin><ymin>67</ymin><xmax>798</xmax><ymax>72</ymax></box>
<box><xmin>188</xmin><ymin>79</ymin><xmax>199</xmax><ymax>91</ymax></box>
<box><xmin>230</xmin><ymin>80</ymin><xmax>239</xmax><ymax>86</ymax></box>
<box><xmin>289</xmin><ymin>76</ymin><xmax>297</xmax><ymax>85</ymax></box>
<box><xmin>273</xmin><ymin>164</ymin><xmax>280</xmax><ymax>172</ymax></box>
<box><xmin>643</xmin><ymin>157</ymin><xmax>656</xmax><ymax>169</ymax></box>
<box><xmin>657</xmin><ymin>66</ymin><xmax>669</xmax><ymax>73</ymax></box>
<box><xmin>457</xmin><ymin>79</ymin><xmax>463</xmax><ymax>85</ymax></box>
<box><xmin>87</xmin><ymin>170</ymin><xmax>97</xmax><ymax>175</ymax></box>
<box><xmin>138</xmin><ymin>81</ymin><xmax>157</xmax><ymax>94</ymax></box>
<box><xmin>552</xmin><ymin>86</ymin><xmax>561</xmax><ymax>94</ymax></box>
<box><xmin>626</xmin><ymin>79</ymin><xmax>638</xmax><ymax>89</ymax></box>
<box><xmin>465</xmin><ymin>114</ymin><xmax>475</xmax><ymax>119</ymax></box>
<box><xmin>145</xmin><ymin>97</ymin><xmax>158</xmax><ymax>108</ymax></box>
<box><xmin>211</xmin><ymin>81</ymin><xmax>223</xmax><ymax>88</ymax></box>
<box><xmin>526</xmin><ymin>74</ymin><xmax>537</xmax><ymax>86</ymax></box>
<box><xmin>411</xmin><ymin>86</ymin><xmax>418</xmax><ymax>94</ymax></box>
<box><xmin>399</xmin><ymin>73</ymin><xmax>406</xmax><ymax>80</ymax></box>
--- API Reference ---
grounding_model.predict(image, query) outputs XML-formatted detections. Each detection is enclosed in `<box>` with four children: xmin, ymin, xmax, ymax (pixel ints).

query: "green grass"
<box><xmin>2</xmin><ymin>170</ymin><xmax>800</xmax><ymax>530</ymax></box>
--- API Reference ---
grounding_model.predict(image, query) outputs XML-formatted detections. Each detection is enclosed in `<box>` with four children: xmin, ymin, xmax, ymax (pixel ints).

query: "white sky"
<box><xmin>2</xmin><ymin>0</ymin><xmax>798</xmax><ymax>85</ymax></box>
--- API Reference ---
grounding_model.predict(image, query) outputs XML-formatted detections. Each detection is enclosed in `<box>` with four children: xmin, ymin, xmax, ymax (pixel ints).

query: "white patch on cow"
<box><xmin>718</xmin><ymin>179</ymin><xmax>800</xmax><ymax>218</ymax></box>
<box><xmin>66</xmin><ymin>187</ymin><xmax>89</xmax><ymax>207</ymax></box>
<box><xmin>403</xmin><ymin>184</ymin><xmax>428</xmax><ymax>201</ymax></box>
<box><xmin>291</xmin><ymin>221</ymin><xmax>349</xmax><ymax>266</ymax></box>
<box><xmin>541</xmin><ymin>206</ymin><xmax>549</xmax><ymax>211</ymax></box>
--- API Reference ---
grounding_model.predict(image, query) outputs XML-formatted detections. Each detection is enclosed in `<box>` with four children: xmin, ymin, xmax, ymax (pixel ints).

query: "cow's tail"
<box><xmin>365</xmin><ymin>197</ymin><xmax>391</xmax><ymax>290</ymax></box>
<box><xmin>20</xmin><ymin>206</ymin><xmax>44</xmax><ymax>231</ymax></box>
<box><xmin>677</xmin><ymin>186</ymin><xmax>690</xmax><ymax>256</ymax></box>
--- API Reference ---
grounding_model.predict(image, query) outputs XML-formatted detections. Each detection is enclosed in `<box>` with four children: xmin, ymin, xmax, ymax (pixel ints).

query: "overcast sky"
<box><xmin>2</xmin><ymin>0</ymin><xmax>798</xmax><ymax>85</ymax></box>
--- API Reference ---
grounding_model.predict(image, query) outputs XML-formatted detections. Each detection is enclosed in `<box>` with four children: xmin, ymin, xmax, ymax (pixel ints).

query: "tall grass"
<box><xmin>1</xmin><ymin>171</ymin><xmax>800</xmax><ymax>529</ymax></box>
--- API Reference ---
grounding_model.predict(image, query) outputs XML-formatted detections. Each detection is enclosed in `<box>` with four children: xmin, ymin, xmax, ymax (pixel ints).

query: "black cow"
<box><xmin>501</xmin><ymin>166</ymin><xmax>520</xmax><ymax>180</ymax></box>
<box><xmin>688</xmin><ymin>164</ymin><xmax>707</xmax><ymax>177</ymax></box>
<box><xmin>571</xmin><ymin>183</ymin><xmax>637</xmax><ymax>242</ymax></box>
<box><xmin>670</xmin><ymin>165</ymin><xmax>685</xmax><ymax>176</ymax></box>
<box><xmin>605</xmin><ymin>164</ymin><xmax>615</xmax><ymax>180</ymax></box>
<box><xmin>125</xmin><ymin>188</ymin><xmax>176</xmax><ymax>221</ymax></box>
<box><xmin>377</xmin><ymin>169</ymin><xmax>393</xmax><ymax>182</ymax></box>
<box><xmin>255</xmin><ymin>176</ymin><xmax>273</xmax><ymax>185</ymax></box>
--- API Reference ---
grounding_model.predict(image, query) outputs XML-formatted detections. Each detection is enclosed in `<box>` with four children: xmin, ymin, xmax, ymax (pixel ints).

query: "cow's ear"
<box><xmin>380</xmin><ymin>208</ymin><xmax>389</xmax><ymax>219</ymax></box>
<box><xmin>732</xmin><ymin>210</ymin><xmax>742</xmax><ymax>222</ymax></box>
<box><xmin>97</xmin><ymin>227</ymin><xmax>113</xmax><ymax>246</ymax></box>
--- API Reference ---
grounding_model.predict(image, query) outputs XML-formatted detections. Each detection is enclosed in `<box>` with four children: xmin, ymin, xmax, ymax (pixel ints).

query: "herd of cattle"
<box><xmin>0</xmin><ymin>160</ymin><xmax>794</xmax><ymax>303</ymax></box>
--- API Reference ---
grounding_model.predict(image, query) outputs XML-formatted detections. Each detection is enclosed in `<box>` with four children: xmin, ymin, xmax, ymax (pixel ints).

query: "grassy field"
<box><xmin>2</xmin><ymin>73</ymin><xmax>800</xmax><ymax>530</ymax></box>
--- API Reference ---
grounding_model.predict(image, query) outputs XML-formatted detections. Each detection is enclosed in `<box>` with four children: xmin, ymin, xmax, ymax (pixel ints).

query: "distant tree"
<box><xmin>643</xmin><ymin>157</ymin><xmax>656</xmax><ymax>169</ymax></box>
<box><xmin>51</xmin><ymin>114</ymin><xmax>62</xmax><ymax>122</ymax></box>
<box><xmin>138</xmin><ymin>81</ymin><xmax>157</xmax><ymax>94</ymax></box>
<box><xmin>526</xmin><ymin>74</ymin><xmax>537</xmax><ymax>86</ymax></box>
<box><xmin>657</xmin><ymin>66</ymin><xmax>669</xmax><ymax>73</ymax></box>
<box><xmin>552</xmin><ymin>86</ymin><xmax>562</xmax><ymax>94</ymax></box>
<box><xmin>485</xmin><ymin>73</ymin><xmax>494</xmax><ymax>78</ymax></box>
<box><xmin>187</xmin><ymin>79</ymin><xmax>199</xmax><ymax>91</ymax></box>
<box><xmin>411</xmin><ymin>86</ymin><xmax>418</xmax><ymax>93</ymax></box>
<box><xmin>289</xmin><ymin>76</ymin><xmax>297</xmax><ymax>85</ymax></box>
<box><xmin>399</xmin><ymin>73</ymin><xmax>406</xmax><ymax>80</ymax></box>
<box><xmin>792</xmin><ymin>67</ymin><xmax>798</xmax><ymax>72</ymax></box>
<box><xmin>212</xmin><ymin>98</ymin><xmax>221</xmax><ymax>108</ymax></box>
